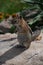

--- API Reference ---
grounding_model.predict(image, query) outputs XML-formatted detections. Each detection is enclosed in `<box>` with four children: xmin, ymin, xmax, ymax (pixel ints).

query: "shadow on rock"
<box><xmin>0</xmin><ymin>44</ymin><xmax>26</xmax><ymax>65</ymax></box>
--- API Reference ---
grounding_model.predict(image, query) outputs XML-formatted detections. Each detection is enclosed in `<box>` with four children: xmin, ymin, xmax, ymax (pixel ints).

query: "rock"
<box><xmin>0</xmin><ymin>19</ymin><xmax>12</xmax><ymax>33</ymax></box>
<box><xmin>0</xmin><ymin>33</ymin><xmax>17</xmax><ymax>41</ymax></box>
<box><xmin>0</xmin><ymin>31</ymin><xmax>43</xmax><ymax>65</ymax></box>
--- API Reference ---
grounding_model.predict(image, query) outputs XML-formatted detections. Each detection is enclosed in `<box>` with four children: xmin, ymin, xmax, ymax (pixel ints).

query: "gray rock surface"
<box><xmin>0</xmin><ymin>19</ymin><xmax>12</xmax><ymax>33</ymax></box>
<box><xmin>0</xmin><ymin>31</ymin><xmax>43</xmax><ymax>65</ymax></box>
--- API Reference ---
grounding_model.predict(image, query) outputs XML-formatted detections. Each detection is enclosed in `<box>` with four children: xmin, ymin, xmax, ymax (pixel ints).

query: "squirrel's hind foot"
<box><xmin>16</xmin><ymin>44</ymin><xmax>26</xmax><ymax>49</ymax></box>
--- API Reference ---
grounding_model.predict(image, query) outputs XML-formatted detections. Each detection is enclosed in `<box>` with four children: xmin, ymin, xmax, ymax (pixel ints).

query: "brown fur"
<box><xmin>15</xmin><ymin>14</ymin><xmax>32</xmax><ymax>34</ymax></box>
<box><xmin>14</xmin><ymin>14</ymin><xmax>32</xmax><ymax>48</ymax></box>
<box><xmin>11</xmin><ymin>14</ymin><xmax>41</xmax><ymax>49</ymax></box>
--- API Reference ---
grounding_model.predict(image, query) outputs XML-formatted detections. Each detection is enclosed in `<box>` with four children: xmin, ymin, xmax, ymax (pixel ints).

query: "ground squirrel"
<box><xmin>10</xmin><ymin>14</ymin><xmax>41</xmax><ymax>49</ymax></box>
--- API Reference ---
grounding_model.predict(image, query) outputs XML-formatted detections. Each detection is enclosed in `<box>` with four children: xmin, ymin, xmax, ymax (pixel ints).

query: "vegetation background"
<box><xmin>0</xmin><ymin>0</ymin><xmax>43</xmax><ymax>33</ymax></box>
<box><xmin>0</xmin><ymin>0</ymin><xmax>29</xmax><ymax>14</ymax></box>
<box><xmin>0</xmin><ymin>0</ymin><xmax>30</xmax><ymax>33</ymax></box>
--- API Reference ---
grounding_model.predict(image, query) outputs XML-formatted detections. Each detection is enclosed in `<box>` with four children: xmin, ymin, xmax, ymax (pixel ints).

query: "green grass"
<box><xmin>0</xmin><ymin>0</ymin><xmax>29</xmax><ymax>14</ymax></box>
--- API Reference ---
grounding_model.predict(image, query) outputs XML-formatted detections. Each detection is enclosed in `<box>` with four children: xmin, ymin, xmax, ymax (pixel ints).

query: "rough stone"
<box><xmin>0</xmin><ymin>31</ymin><xmax>43</xmax><ymax>65</ymax></box>
<box><xmin>0</xmin><ymin>19</ymin><xmax>12</xmax><ymax>33</ymax></box>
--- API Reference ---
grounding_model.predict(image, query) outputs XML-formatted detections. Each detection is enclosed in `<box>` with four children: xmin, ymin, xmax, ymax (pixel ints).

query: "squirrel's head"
<box><xmin>9</xmin><ymin>13</ymin><xmax>23</xmax><ymax>27</ymax></box>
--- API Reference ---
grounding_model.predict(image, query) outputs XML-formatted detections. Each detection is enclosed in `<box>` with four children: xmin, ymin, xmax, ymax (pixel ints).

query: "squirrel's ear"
<box><xmin>12</xmin><ymin>14</ymin><xmax>17</xmax><ymax>18</ymax></box>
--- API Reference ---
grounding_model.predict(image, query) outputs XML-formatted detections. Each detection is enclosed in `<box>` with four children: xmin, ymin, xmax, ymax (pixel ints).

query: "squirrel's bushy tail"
<box><xmin>32</xmin><ymin>29</ymin><xmax>41</xmax><ymax>41</ymax></box>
